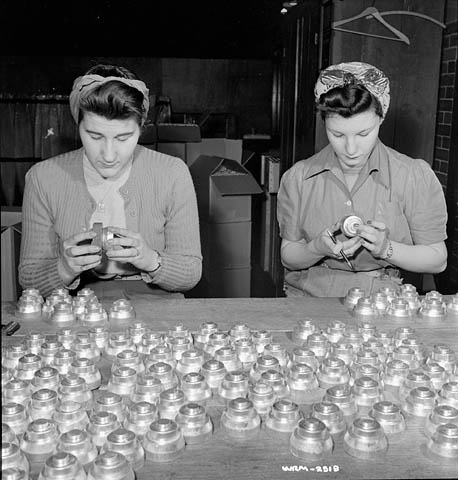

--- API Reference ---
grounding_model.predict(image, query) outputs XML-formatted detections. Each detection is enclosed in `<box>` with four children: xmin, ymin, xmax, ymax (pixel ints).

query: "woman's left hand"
<box><xmin>356</xmin><ymin>220</ymin><xmax>390</xmax><ymax>258</ymax></box>
<box><xmin>103</xmin><ymin>226</ymin><xmax>160</xmax><ymax>272</ymax></box>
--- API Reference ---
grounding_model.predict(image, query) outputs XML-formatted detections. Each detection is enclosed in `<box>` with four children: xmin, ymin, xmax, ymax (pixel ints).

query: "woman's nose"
<box><xmin>102</xmin><ymin>140</ymin><xmax>116</xmax><ymax>162</ymax></box>
<box><xmin>345</xmin><ymin>137</ymin><xmax>357</xmax><ymax>155</ymax></box>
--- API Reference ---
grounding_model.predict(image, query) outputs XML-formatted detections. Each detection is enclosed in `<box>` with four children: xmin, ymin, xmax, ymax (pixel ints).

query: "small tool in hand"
<box><xmin>326</xmin><ymin>230</ymin><xmax>355</xmax><ymax>271</ymax></box>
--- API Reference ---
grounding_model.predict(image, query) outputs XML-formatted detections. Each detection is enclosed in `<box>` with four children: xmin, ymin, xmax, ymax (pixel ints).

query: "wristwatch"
<box><xmin>149</xmin><ymin>250</ymin><xmax>162</xmax><ymax>273</ymax></box>
<box><xmin>382</xmin><ymin>240</ymin><xmax>393</xmax><ymax>260</ymax></box>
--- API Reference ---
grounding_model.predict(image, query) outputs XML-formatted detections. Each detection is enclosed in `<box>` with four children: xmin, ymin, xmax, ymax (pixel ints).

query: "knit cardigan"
<box><xmin>19</xmin><ymin>146</ymin><xmax>202</xmax><ymax>297</ymax></box>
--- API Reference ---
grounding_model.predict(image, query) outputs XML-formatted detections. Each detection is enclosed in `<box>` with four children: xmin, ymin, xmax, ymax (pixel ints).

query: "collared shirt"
<box><xmin>277</xmin><ymin>139</ymin><xmax>447</xmax><ymax>272</ymax></box>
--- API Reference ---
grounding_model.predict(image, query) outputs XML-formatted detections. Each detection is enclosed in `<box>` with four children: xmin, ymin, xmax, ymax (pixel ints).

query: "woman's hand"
<box><xmin>104</xmin><ymin>227</ymin><xmax>160</xmax><ymax>272</ymax></box>
<box><xmin>58</xmin><ymin>231</ymin><xmax>102</xmax><ymax>283</ymax></box>
<box><xmin>313</xmin><ymin>222</ymin><xmax>362</xmax><ymax>260</ymax></box>
<box><xmin>356</xmin><ymin>220</ymin><xmax>390</xmax><ymax>258</ymax></box>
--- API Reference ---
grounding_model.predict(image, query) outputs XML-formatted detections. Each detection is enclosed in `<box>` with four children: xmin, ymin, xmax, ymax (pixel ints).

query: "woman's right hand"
<box><xmin>58</xmin><ymin>231</ymin><xmax>102</xmax><ymax>284</ymax></box>
<box><xmin>312</xmin><ymin>223</ymin><xmax>362</xmax><ymax>260</ymax></box>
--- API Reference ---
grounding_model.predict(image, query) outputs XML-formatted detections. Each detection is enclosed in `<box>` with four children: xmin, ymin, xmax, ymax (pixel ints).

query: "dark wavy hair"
<box><xmin>77</xmin><ymin>64</ymin><xmax>145</xmax><ymax>126</ymax></box>
<box><xmin>316</xmin><ymin>84</ymin><xmax>383</xmax><ymax>120</ymax></box>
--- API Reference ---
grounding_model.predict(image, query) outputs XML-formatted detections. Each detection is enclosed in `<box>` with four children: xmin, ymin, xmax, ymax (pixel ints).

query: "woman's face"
<box><xmin>325</xmin><ymin>109</ymin><xmax>382</xmax><ymax>169</ymax></box>
<box><xmin>79</xmin><ymin>112</ymin><xmax>141</xmax><ymax>179</ymax></box>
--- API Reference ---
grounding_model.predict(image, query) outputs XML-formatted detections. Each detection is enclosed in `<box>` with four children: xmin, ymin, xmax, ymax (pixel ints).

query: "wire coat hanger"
<box><xmin>332</xmin><ymin>6</ymin><xmax>410</xmax><ymax>45</ymax></box>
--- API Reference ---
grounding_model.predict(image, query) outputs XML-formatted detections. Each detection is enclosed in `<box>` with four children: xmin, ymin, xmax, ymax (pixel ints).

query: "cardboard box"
<box><xmin>186</xmin><ymin>139</ymin><xmax>243</xmax><ymax>166</ymax></box>
<box><xmin>1</xmin><ymin>207</ymin><xmax>22</xmax><ymax>301</ymax></box>
<box><xmin>190</xmin><ymin>155</ymin><xmax>262</xmax><ymax>223</ymax></box>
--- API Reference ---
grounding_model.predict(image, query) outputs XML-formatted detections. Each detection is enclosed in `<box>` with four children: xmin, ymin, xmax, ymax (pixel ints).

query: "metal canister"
<box><xmin>56</xmin><ymin>328</ymin><xmax>76</xmax><ymax>350</ymax></box>
<box><xmin>175</xmin><ymin>403</ymin><xmax>213</xmax><ymax>445</ymax></box>
<box><xmin>145</xmin><ymin>345</ymin><xmax>175</xmax><ymax>371</ymax></box>
<box><xmin>15</xmin><ymin>296</ymin><xmax>42</xmax><ymax>320</ymax></box>
<box><xmin>143</xmin><ymin>419</ymin><xmax>185</xmax><ymax>463</ymax></box>
<box><xmin>393</xmin><ymin>326</ymin><xmax>416</xmax><ymax>346</ymax></box>
<box><xmin>2</xmin><ymin>403</ymin><xmax>28</xmax><ymax>436</ymax></box>
<box><xmin>370</xmin><ymin>292</ymin><xmax>389</xmax><ymax>314</ymax></box>
<box><xmin>3</xmin><ymin>344</ymin><xmax>28</xmax><ymax>372</ymax></box>
<box><xmin>248</xmin><ymin>382</ymin><xmax>276</xmax><ymax>416</ymax></box>
<box><xmin>341</xmin><ymin>214</ymin><xmax>363</xmax><ymax>237</ymax></box>
<box><xmin>343</xmin><ymin>417</ymin><xmax>388</xmax><ymax>459</ymax></box>
<box><xmin>76</xmin><ymin>288</ymin><xmax>97</xmax><ymax>303</ymax></box>
<box><xmin>382</xmin><ymin>359</ymin><xmax>410</xmax><ymax>402</ymax></box>
<box><xmin>200</xmin><ymin>359</ymin><xmax>226</xmax><ymax>392</ymax></box>
<box><xmin>86</xmin><ymin>412</ymin><xmax>121</xmax><ymax>449</ymax></box>
<box><xmin>446</xmin><ymin>294</ymin><xmax>458</xmax><ymax>317</ymax></box>
<box><xmin>30</xmin><ymin>367</ymin><xmax>60</xmax><ymax>393</ymax></box>
<box><xmin>203</xmin><ymin>332</ymin><xmax>230</xmax><ymax>358</ymax></box>
<box><xmin>50</xmin><ymin>302</ymin><xmax>75</xmax><ymax>325</ymax></box>
<box><xmin>420</xmin><ymin>298</ymin><xmax>447</xmax><ymax>319</ymax></box>
<box><xmin>180</xmin><ymin>372</ymin><xmax>212</xmax><ymax>405</ymax></box>
<box><xmin>128</xmin><ymin>322</ymin><xmax>148</xmax><ymax>345</ymax></box>
<box><xmin>249</xmin><ymin>355</ymin><xmax>281</xmax><ymax>383</ymax></box>
<box><xmin>21</xmin><ymin>288</ymin><xmax>43</xmax><ymax>303</ymax></box>
<box><xmin>80</xmin><ymin>302</ymin><xmax>107</xmax><ymax>327</ymax></box>
<box><xmin>93</xmin><ymin>392</ymin><xmax>126</xmax><ymax>423</ymax></box>
<box><xmin>148</xmin><ymin>362</ymin><xmax>178</xmax><ymax>391</ymax></box>
<box><xmin>317</xmin><ymin>356</ymin><xmax>350</xmax><ymax>390</ymax></box>
<box><xmin>176</xmin><ymin>349</ymin><xmax>204</xmax><ymax>379</ymax></box>
<box><xmin>290</xmin><ymin>347</ymin><xmax>319</xmax><ymax>371</ymax></box>
<box><xmin>265</xmin><ymin>399</ymin><xmax>302</xmax><ymax>435</ymax></box>
<box><xmin>324</xmin><ymin>320</ymin><xmax>346</xmax><ymax>344</ymax></box>
<box><xmin>214</xmin><ymin>346</ymin><xmax>242</xmax><ymax>372</ymax></box>
<box><xmin>428</xmin><ymin>344</ymin><xmax>456</xmax><ymax>372</ymax></box>
<box><xmin>218</xmin><ymin>371</ymin><xmax>249</xmax><ymax>404</ymax></box>
<box><xmin>352</xmin><ymin>349</ymin><xmax>381</xmax><ymax>370</ymax></box>
<box><xmin>369</xmin><ymin>401</ymin><xmax>406</xmax><ymax>443</ymax></box>
<box><xmin>28</xmin><ymin>389</ymin><xmax>58</xmax><ymax>421</ymax></box>
<box><xmin>1</xmin><ymin>467</ymin><xmax>29</xmax><ymax>479</ymax></box>
<box><xmin>53</xmin><ymin>401</ymin><xmax>89</xmax><ymax>433</ymax></box>
<box><xmin>291</xmin><ymin>318</ymin><xmax>317</xmax><ymax>345</ymax></box>
<box><xmin>290</xmin><ymin>417</ymin><xmax>333</xmax><ymax>461</ymax></box>
<box><xmin>51</xmin><ymin>349</ymin><xmax>76</xmax><ymax>376</ymax></box>
<box><xmin>391</xmin><ymin>346</ymin><xmax>419</xmax><ymax>370</ymax></box>
<box><xmin>72</xmin><ymin>334</ymin><xmax>101</xmax><ymax>363</ymax></box>
<box><xmin>104</xmin><ymin>333</ymin><xmax>135</xmax><ymax>362</ymax></box>
<box><xmin>386</xmin><ymin>299</ymin><xmax>413</xmax><ymax>320</ymax></box>
<box><xmin>220</xmin><ymin>398</ymin><xmax>261</xmax><ymax>440</ymax></box>
<box><xmin>399</xmin><ymin>371</ymin><xmax>433</xmax><ymax>402</ymax></box>
<box><xmin>37</xmin><ymin>452</ymin><xmax>86</xmax><ymax>480</ymax></box>
<box><xmin>353</xmin><ymin>299</ymin><xmax>379</xmax><ymax>321</ymax></box>
<box><xmin>251</xmin><ymin>330</ymin><xmax>273</xmax><ymax>355</ymax></box>
<box><xmin>1</xmin><ymin>443</ymin><xmax>29</xmax><ymax>476</ymax></box>
<box><xmin>167</xmin><ymin>323</ymin><xmax>191</xmax><ymax>340</ymax></box>
<box><xmin>287</xmin><ymin>363</ymin><xmax>321</xmax><ymax>405</ymax></box>
<box><xmin>401</xmin><ymin>387</ymin><xmax>437</xmax><ymax>418</ymax></box>
<box><xmin>20</xmin><ymin>418</ymin><xmax>59</xmax><ymax>475</ymax></box>
<box><xmin>423</xmin><ymin>362</ymin><xmax>449</xmax><ymax>391</ymax></box>
<box><xmin>101</xmin><ymin>428</ymin><xmax>144</xmax><ymax>472</ymax></box>
<box><xmin>378</xmin><ymin>287</ymin><xmax>398</xmax><ymax>304</ymax></box>
<box><xmin>39</xmin><ymin>340</ymin><xmax>63</xmax><ymax>366</ymax></box>
<box><xmin>311</xmin><ymin>401</ymin><xmax>347</xmax><ymax>438</ymax></box>
<box><xmin>158</xmin><ymin>388</ymin><xmax>185</xmax><ymax>420</ymax></box>
<box><xmin>167</xmin><ymin>336</ymin><xmax>192</xmax><ymax>362</ymax></box>
<box><xmin>2</xmin><ymin>366</ymin><xmax>13</xmax><ymax>387</ymax></box>
<box><xmin>72</xmin><ymin>297</ymin><xmax>88</xmax><ymax>321</ymax></box>
<box><xmin>123</xmin><ymin>402</ymin><xmax>157</xmax><ymax>440</ymax></box>
<box><xmin>136</xmin><ymin>332</ymin><xmax>163</xmax><ymax>359</ymax></box>
<box><xmin>193</xmin><ymin>322</ymin><xmax>218</xmax><ymax>350</ymax></box>
<box><xmin>15</xmin><ymin>354</ymin><xmax>42</xmax><ymax>382</ymax></box>
<box><xmin>131</xmin><ymin>375</ymin><xmax>163</xmax><ymax>405</ymax></box>
<box><xmin>70</xmin><ymin>358</ymin><xmax>102</xmax><ymax>391</ymax></box>
<box><xmin>87</xmin><ymin>451</ymin><xmax>135</xmax><ymax>480</ymax></box>
<box><xmin>260</xmin><ymin>370</ymin><xmax>289</xmax><ymax>399</ymax></box>
<box><xmin>351</xmin><ymin>377</ymin><xmax>384</xmax><ymax>414</ymax></box>
<box><xmin>234</xmin><ymin>338</ymin><xmax>258</xmax><ymax>369</ymax></box>
<box><xmin>57</xmin><ymin>429</ymin><xmax>98</xmax><ymax>470</ymax></box>
<box><xmin>58</xmin><ymin>375</ymin><xmax>93</xmax><ymax>412</ymax></box>
<box><xmin>401</xmin><ymin>338</ymin><xmax>426</xmax><ymax>364</ymax></box>
<box><xmin>437</xmin><ymin>382</ymin><xmax>458</xmax><ymax>409</ymax></box>
<box><xmin>263</xmin><ymin>342</ymin><xmax>290</xmax><ymax>368</ymax></box>
<box><xmin>422</xmin><ymin>423</ymin><xmax>458</xmax><ymax>466</ymax></box>
<box><xmin>305</xmin><ymin>333</ymin><xmax>330</xmax><ymax>360</ymax></box>
<box><xmin>112</xmin><ymin>350</ymin><xmax>144</xmax><ymax>377</ymax></box>
<box><xmin>357</xmin><ymin>321</ymin><xmax>377</xmax><ymax>341</ymax></box>
<box><xmin>329</xmin><ymin>342</ymin><xmax>354</xmax><ymax>367</ymax></box>
<box><xmin>373</xmin><ymin>331</ymin><xmax>394</xmax><ymax>353</ymax></box>
<box><xmin>362</xmin><ymin>339</ymin><xmax>386</xmax><ymax>363</ymax></box>
<box><xmin>342</xmin><ymin>328</ymin><xmax>364</xmax><ymax>351</ymax></box>
<box><xmin>424</xmin><ymin>405</ymin><xmax>458</xmax><ymax>439</ymax></box>
<box><xmin>400</xmin><ymin>291</ymin><xmax>421</xmax><ymax>314</ymax></box>
<box><xmin>229</xmin><ymin>323</ymin><xmax>251</xmax><ymax>342</ymax></box>
<box><xmin>2</xmin><ymin>423</ymin><xmax>18</xmax><ymax>445</ymax></box>
<box><xmin>350</xmin><ymin>364</ymin><xmax>381</xmax><ymax>386</ymax></box>
<box><xmin>3</xmin><ymin>380</ymin><xmax>31</xmax><ymax>408</ymax></box>
<box><xmin>108</xmin><ymin>299</ymin><xmax>135</xmax><ymax>324</ymax></box>
<box><xmin>344</xmin><ymin>287</ymin><xmax>366</xmax><ymax>310</ymax></box>
<box><xmin>87</xmin><ymin>326</ymin><xmax>109</xmax><ymax>350</ymax></box>
<box><xmin>323</xmin><ymin>384</ymin><xmax>358</xmax><ymax>421</ymax></box>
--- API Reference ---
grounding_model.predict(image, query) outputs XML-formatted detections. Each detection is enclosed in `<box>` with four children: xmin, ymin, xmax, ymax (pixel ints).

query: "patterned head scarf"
<box><xmin>314</xmin><ymin>62</ymin><xmax>390</xmax><ymax>118</ymax></box>
<box><xmin>69</xmin><ymin>74</ymin><xmax>150</xmax><ymax>125</ymax></box>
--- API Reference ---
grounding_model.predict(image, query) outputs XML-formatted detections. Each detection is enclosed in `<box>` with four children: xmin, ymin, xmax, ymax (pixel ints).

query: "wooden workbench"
<box><xmin>2</xmin><ymin>296</ymin><xmax>458</xmax><ymax>479</ymax></box>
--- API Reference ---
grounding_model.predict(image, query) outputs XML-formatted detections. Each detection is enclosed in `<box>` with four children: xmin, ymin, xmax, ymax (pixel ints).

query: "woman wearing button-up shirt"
<box><xmin>19</xmin><ymin>64</ymin><xmax>202</xmax><ymax>298</ymax></box>
<box><xmin>277</xmin><ymin>62</ymin><xmax>447</xmax><ymax>297</ymax></box>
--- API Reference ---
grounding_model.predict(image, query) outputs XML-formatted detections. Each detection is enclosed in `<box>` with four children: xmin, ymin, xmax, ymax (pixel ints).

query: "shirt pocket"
<box><xmin>376</xmin><ymin>200</ymin><xmax>411</xmax><ymax>243</ymax></box>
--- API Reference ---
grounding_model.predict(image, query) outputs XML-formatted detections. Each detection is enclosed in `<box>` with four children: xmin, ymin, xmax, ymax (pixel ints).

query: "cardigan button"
<box><xmin>130</xmin><ymin>211</ymin><xmax>137</xmax><ymax>217</ymax></box>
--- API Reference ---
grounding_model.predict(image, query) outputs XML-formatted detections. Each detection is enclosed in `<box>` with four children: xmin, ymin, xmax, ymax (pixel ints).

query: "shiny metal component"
<box><xmin>148</xmin><ymin>362</ymin><xmax>178</xmax><ymax>391</ymax></box>
<box><xmin>357</xmin><ymin>321</ymin><xmax>377</xmax><ymax>341</ymax></box>
<box><xmin>352</xmin><ymin>377</ymin><xmax>384</xmax><ymax>414</ymax></box>
<box><xmin>353</xmin><ymin>349</ymin><xmax>381</xmax><ymax>370</ymax></box>
<box><xmin>145</xmin><ymin>345</ymin><xmax>175</xmax><ymax>370</ymax></box>
<box><xmin>21</xmin><ymin>288</ymin><xmax>44</xmax><ymax>303</ymax></box>
<box><xmin>402</xmin><ymin>387</ymin><xmax>437</xmax><ymax>418</ymax></box>
<box><xmin>220</xmin><ymin>398</ymin><xmax>261</xmax><ymax>440</ymax></box>
<box><xmin>369</xmin><ymin>401</ymin><xmax>406</xmax><ymax>442</ymax></box>
<box><xmin>291</xmin><ymin>318</ymin><xmax>317</xmax><ymax>345</ymax></box>
<box><xmin>80</xmin><ymin>301</ymin><xmax>108</xmax><ymax>326</ymax></box>
<box><xmin>112</xmin><ymin>350</ymin><xmax>144</xmax><ymax>376</ymax></box>
<box><xmin>391</xmin><ymin>346</ymin><xmax>420</xmax><ymax>370</ymax></box>
<box><xmin>265</xmin><ymin>399</ymin><xmax>302</xmax><ymax>434</ymax></box>
<box><xmin>214</xmin><ymin>346</ymin><xmax>242</xmax><ymax>372</ymax></box>
<box><xmin>20</xmin><ymin>418</ymin><xmax>59</xmax><ymax>474</ymax></box>
<box><xmin>382</xmin><ymin>359</ymin><xmax>410</xmax><ymax>402</ymax></box>
<box><xmin>57</xmin><ymin>429</ymin><xmax>98</xmax><ymax>469</ymax></box>
<box><xmin>180</xmin><ymin>372</ymin><xmax>212</xmax><ymax>404</ymax></box>
<box><xmin>343</xmin><ymin>417</ymin><xmax>388</xmax><ymax>459</ymax></box>
<box><xmin>2</xmin><ymin>403</ymin><xmax>28</xmax><ymax>436</ymax></box>
<box><xmin>234</xmin><ymin>338</ymin><xmax>258</xmax><ymax>368</ymax></box>
<box><xmin>158</xmin><ymin>388</ymin><xmax>186</xmax><ymax>420</ymax></box>
<box><xmin>399</xmin><ymin>371</ymin><xmax>433</xmax><ymax>401</ymax></box>
<box><xmin>305</xmin><ymin>333</ymin><xmax>329</xmax><ymax>360</ymax></box>
<box><xmin>40</xmin><ymin>340</ymin><xmax>63</xmax><ymax>366</ymax></box>
<box><xmin>202</xmin><ymin>332</ymin><xmax>231</xmax><ymax>359</ymax></box>
<box><xmin>1</xmin><ymin>443</ymin><xmax>29</xmax><ymax>476</ymax></box>
<box><xmin>422</xmin><ymin>423</ymin><xmax>458</xmax><ymax>465</ymax></box>
<box><xmin>104</xmin><ymin>333</ymin><xmax>135</xmax><ymax>362</ymax></box>
<box><xmin>2</xmin><ymin>423</ymin><xmax>18</xmax><ymax>445</ymax></box>
<box><xmin>86</xmin><ymin>412</ymin><xmax>121</xmax><ymax>449</ymax></box>
<box><xmin>15</xmin><ymin>354</ymin><xmax>42</xmax><ymax>382</ymax></box>
<box><xmin>87</xmin><ymin>326</ymin><xmax>109</xmax><ymax>350</ymax></box>
<box><xmin>101</xmin><ymin>428</ymin><xmax>144</xmax><ymax>471</ymax></box>
<box><xmin>287</xmin><ymin>364</ymin><xmax>321</xmax><ymax>405</ymax></box>
<box><xmin>342</xmin><ymin>328</ymin><xmax>364</xmax><ymax>351</ymax></box>
<box><xmin>324</xmin><ymin>320</ymin><xmax>346</xmax><ymax>343</ymax></box>
<box><xmin>370</xmin><ymin>292</ymin><xmax>389</xmax><ymax>313</ymax></box>
<box><xmin>15</xmin><ymin>296</ymin><xmax>42</xmax><ymax>320</ymax></box>
<box><xmin>446</xmin><ymin>294</ymin><xmax>458</xmax><ymax>317</ymax></box>
<box><xmin>289</xmin><ymin>347</ymin><xmax>319</xmax><ymax>371</ymax></box>
<box><xmin>143</xmin><ymin>419</ymin><xmax>185</xmax><ymax>463</ymax></box>
<box><xmin>72</xmin><ymin>297</ymin><xmax>88</xmax><ymax>320</ymax></box>
<box><xmin>56</xmin><ymin>328</ymin><xmax>76</xmax><ymax>350</ymax></box>
<box><xmin>362</xmin><ymin>339</ymin><xmax>386</xmax><ymax>363</ymax></box>
<box><xmin>263</xmin><ymin>342</ymin><xmax>290</xmax><ymax>367</ymax></box>
<box><xmin>30</xmin><ymin>367</ymin><xmax>60</xmax><ymax>393</ymax></box>
<box><xmin>70</xmin><ymin>358</ymin><xmax>102</xmax><ymax>390</ymax></box>
<box><xmin>251</xmin><ymin>330</ymin><xmax>273</xmax><ymax>354</ymax></box>
<box><xmin>131</xmin><ymin>375</ymin><xmax>163</xmax><ymax>405</ymax></box>
<box><xmin>201</xmin><ymin>359</ymin><xmax>226</xmax><ymax>392</ymax></box>
<box><xmin>400</xmin><ymin>291</ymin><xmax>421</xmax><ymax>313</ymax></box>
<box><xmin>167</xmin><ymin>323</ymin><xmax>191</xmax><ymax>340</ymax></box>
<box><xmin>373</xmin><ymin>331</ymin><xmax>394</xmax><ymax>352</ymax></box>
<box><xmin>341</xmin><ymin>214</ymin><xmax>363</xmax><ymax>237</ymax></box>
<box><xmin>249</xmin><ymin>355</ymin><xmax>281</xmax><ymax>383</ymax></box>
<box><xmin>422</xmin><ymin>362</ymin><xmax>449</xmax><ymax>391</ymax></box>
<box><xmin>29</xmin><ymin>388</ymin><xmax>58</xmax><ymax>421</ymax></box>
<box><xmin>37</xmin><ymin>452</ymin><xmax>86</xmax><ymax>480</ymax></box>
<box><xmin>3</xmin><ymin>344</ymin><xmax>28</xmax><ymax>371</ymax></box>
<box><xmin>393</xmin><ymin>326</ymin><xmax>416</xmax><ymax>346</ymax></box>
<box><xmin>87</xmin><ymin>451</ymin><xmax>135</xmax><ymax>480</ymax></box>
<box><xmin>437</xmin><ymin>382</ymin><xmax>458</xmax><ymax>409</ymax></box>
<box><xmin>58</xmin><ymin>375</ymin><xmax>93</xmax><ymax>411</ymax></box>
<box><xmin>353</xmin><ymin>299</ymin><xmax>379</xmax><ymax>321</ymax></box>
<box><xmin>218</xmin><ymin>371</ymin><xmax>249</xmax><ymax>403</ymax></box>
<box><xmin>136</xmin><ymin>332</ymin><xmax>163</xmax><ymax>358</ymax></box>
<box><xmin>424</xmin><ymin>405</ymin><xmax>458</xmax><ymax>439</ymax></box>
<box><xmin>290</xmin><ymin>417</ymin><xmax>333</xmax><ymax>461</ymax></box>
<box><xmin>450</xmin><ymin>362</ymin><xmax>458</xmax><ymax>383</ymax></box>
<box><xmin>53</xmin><ymin>400</ymin><xmax>90</xmax><ymax>433</ymax></box>
<box><xmin>128</xmin><ymin>322</ymin><xmax>148</xmax><ymax>345</ymax></box>
<box><xmin>108</xmin><ymin>299</ymin><xmax>135</xmax><ymax>323</ymax></box>
<box><xmin>378</xmin><ymin>287</ymin><xmax>398</xmax><ymax>304</ymax></box>
<box><xmin>176</xmin><ymin>349</ymin><xmax>204</xmax><ymax>378</ymax></box>
<box><xmin>350</xmin><ymin>364</ymin><xmax>381</xmax><ymax>386</ymax></box>
<box><xmin>329</xmin><ymin>342</ymin><xmax>354</xmax><ymax>366</ymax></box>
<box><xmin>167</xmin><ymin>336</ymin><xmax>192</xmax><ymax>361</ymax></box>
<box><xmin>311</xmin><ymin>401</ymin><xmax>346</xmax><ymax>437</ymax></box>
<box><xmin>260</xmin><ymin>370</ymin><xmax>289</xmax><ymax>399</ymax></box>
<box><xmin>175</xmin><ymin>403</ymin><xmax>213</xmax><ymax>444</ymax></box>
<box><xmin>428</xmin><ymin>344</ymin><xmax>456</xmax><ymax>372</ymax></box>
<box><xmin>51</xmin><ymin>349</ymin><xmax>76</xmax><ymax>376</ymax></box>
<box><xmin>50</xmin><ymin>302</ymin><xmax>76</xmax><ymax>325</ymax></box>
<box><xmin>76</xmin><ymin>288</ymin><xmax>97</xmax><ymax>303</ymax></box>
<box><xmin>229</xmin><ymin>323</ymin><xmax>251</xmax><ymax>342</ymax></box>
<box><xmin>344</xmin><ymin>287</ymin><xmax>366</xmax><ymax>310</ymax></box>
<box><xmin>317</xmin><ymin>356</ymin><xmax>350</xmax><ymax>389</ymax></box>
<box><xmin>41</xmin><ymin>300</ymin><xmax>55</xmax><ymax>319</ymax></box>
<box><xmin>248</xmin><ymin>382</ymin><xmax>276</xmax><ymax>416</ymax></box>
<box><xmin>2</xmin><ymin>366</ymin><xmax>13</xmax><ymax>387</ymax></box>
<box><xmin>193</xmin><ymin>322</ymin><xmax>218</xmax><ymax>350</ymax></box>
<box><xmin>93</xmin><ymin>393</ymin><xmax>127</xmax><ymax>423</ymax></box>
<box><xmin>1</xmin><ymin>467</ymin><xmax>29</xmax><ymax>480</ymax></box>
<box><xmin>123</xmin><ymin>402</ymin><xmax>157</xmax><ymax>440</ymax></box>
<box><xmin>425</xmin><ymin>290</ymin><xmax>443</xmax><ymax>302</ymax></box>
<box><xmin>386</xmin><ymin>298</ymin><xmax>412</xmax><ymax>320</ymax></box>
<box><xmin>106</xmin><ymin>367</ymin><xmax>137</xmax><ymax>399</ymax></box>
<box><xmin>420</xmin><ymin>298</ymin><xmax>447</xmax><ymax>319</ymax></box>
<box><xmin>72</xmin><ymin>334</ymin><xmax>101</xmax><ymax>362</ymax></box>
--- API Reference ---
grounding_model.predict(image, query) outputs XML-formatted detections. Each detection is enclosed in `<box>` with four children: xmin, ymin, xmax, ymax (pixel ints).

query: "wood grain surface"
<box><xmin>2</xmin><ymin>296</ymin><xmax>458</xmax><ymax>479</ymax></box>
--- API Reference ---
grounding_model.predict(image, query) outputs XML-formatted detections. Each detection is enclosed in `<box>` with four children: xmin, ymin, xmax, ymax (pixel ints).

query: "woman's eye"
<box><xmin>117</xmin><ymin>136</ymin><xmax>131</xmax><ymax>142</ymax></box>
<box><xmin>333</xmin><ymin>133</ymin><xmax>343</xmax><ymax>138</ymax></box>
<box><xmin>90</xmin><ymin>135</ymin><xmax>102</xmax><ymax>140</ymax></box>
<box><xmin>358</xmin><ymin>132</ymin><xmax>369</xmax><ymax>137</ymax></box>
